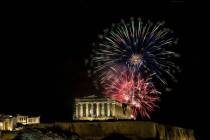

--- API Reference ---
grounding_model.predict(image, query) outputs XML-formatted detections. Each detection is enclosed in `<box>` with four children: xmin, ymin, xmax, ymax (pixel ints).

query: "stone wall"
<box><xmin>31</xmin><ymin>121</ymin><xmax>195</xmax><ymax>140</ymax></box>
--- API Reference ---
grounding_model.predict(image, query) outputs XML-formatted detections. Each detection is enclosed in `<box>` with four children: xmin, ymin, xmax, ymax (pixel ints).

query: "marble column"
<box><xmin>86</xmin><ymin>103</ymin><xmax>89</xmax><ymax>117</ymax></box>
<box><xmin>107</xmin><ymin>103</ymin><xmax>110</xmax><ymax>117</ymax></box>
<box><xmin>80</xmin><ymin>103</ymin><xmax>83</xmax><ymax>117</ymax></box>
<box><xmin>91</xmin><ymin>103</ymin><xmax>94</xmax><ymax>117</ymax></box>
<box><xmin>112</xmin><ymin>103</ymin><xmax>115</xmax><ymax>116</ymax></box>
<box><xmin>101</xmin><ymin>103</ymin><xmax>105</xmax><ymax>116</ymax></box>
<box><xmin>96</xmin><ymin>103</ymin><xmax>99</xmax><ymax>117</ymax></box>
<box><xmin>75</xmin><ymin>104</ymin><xmax>78</xmax><ymax>118</ymax></box>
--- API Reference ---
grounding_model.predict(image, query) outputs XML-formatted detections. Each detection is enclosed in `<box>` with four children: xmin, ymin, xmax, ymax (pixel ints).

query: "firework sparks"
<box><xmin>88</xmin><ymin>18</ymin><xmax>179</xmax><ymax>119</ymax></box>
<box><xmin>104</xmin><ymin>68</ymin><xmax>160</xmax><ymax>119</ymax></box>
<box><xmin>91</xmin><ymin>18</ymin><xmax>179</xmax><ymax>86</ymax></box>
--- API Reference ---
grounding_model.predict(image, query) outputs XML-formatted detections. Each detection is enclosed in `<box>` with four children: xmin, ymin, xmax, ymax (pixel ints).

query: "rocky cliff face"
<box><xmin>32</xmin><ymin>121</ymin><xmax>195</xmax><ymax>140</ymax></box>
<box><xmin>0</xmin><ymin>121</ymin><xmax>194</xmax><ymax>139</ymax></box>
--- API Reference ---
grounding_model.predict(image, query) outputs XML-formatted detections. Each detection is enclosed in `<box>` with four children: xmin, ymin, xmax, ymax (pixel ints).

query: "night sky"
<box><xmin>1</xmin><ymin>0</ymin><xmax>208</xmax><ymax>138</ymax></box>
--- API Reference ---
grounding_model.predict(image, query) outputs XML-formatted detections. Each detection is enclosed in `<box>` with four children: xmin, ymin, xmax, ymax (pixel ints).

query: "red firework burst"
<box><xmin>104</xmin><ymin>67</ymin><xmax>160</xmax><ymax>119</ymax></box>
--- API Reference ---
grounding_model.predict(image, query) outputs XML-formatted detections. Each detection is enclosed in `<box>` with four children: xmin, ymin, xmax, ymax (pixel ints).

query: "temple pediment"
<box><xmin>83</xmin><ymin>94</ymin><xmax>98</xmax><ymax>98</ymax></box>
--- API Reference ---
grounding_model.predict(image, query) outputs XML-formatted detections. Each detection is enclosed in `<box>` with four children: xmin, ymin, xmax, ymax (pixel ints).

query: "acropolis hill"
<box><xmin>28</xmin><ymin>121</ymin><xmax>195</xmax><ymax>140</ymax></box>
<box><xmin>0</xmin><ymin>96</ymin><xmax>196</xmax><ymax>139</ymax></box>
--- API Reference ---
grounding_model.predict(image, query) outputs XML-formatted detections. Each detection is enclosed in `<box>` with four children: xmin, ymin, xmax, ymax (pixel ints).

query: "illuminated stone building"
<box><xmin>0</xmin><ymin>114</ymin><xmax>40</xmax><ymax>131</ymax></box>
<box><xmin>16</xmin><ymin>115</ymin><xmax>40</xmax><ymax>125</ymax></box>
<box><xmin>0</xmin><ymin>115</ymin><xmax>16</xmax><ymax>131</ymax></box>
<box><xmin>73</xmin><ymin>95</ymin><xmax>132</xmax><ymax>120</ymax></box>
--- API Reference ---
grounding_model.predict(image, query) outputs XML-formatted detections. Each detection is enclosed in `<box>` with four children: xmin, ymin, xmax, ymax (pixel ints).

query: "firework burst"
<box><xmin>88</xmin><ymin>18</ymin><xmax>180</xmax><ymax>119</ymax></box>
<box><xmin>104</xmin><ymin>67</ymin><xmax>160</xmax><ymax>119</ymax></box>
<box><xmin>90</xmin><ymin>18</ymin><xmax>179</xmax><ymax>86</ymax></box>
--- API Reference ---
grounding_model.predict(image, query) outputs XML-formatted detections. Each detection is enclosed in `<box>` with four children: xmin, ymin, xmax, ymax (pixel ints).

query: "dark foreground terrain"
<box><xmin>0</xmin><ymin>121</ymin><xmax>195</xmax><ymax>140</ymax></box>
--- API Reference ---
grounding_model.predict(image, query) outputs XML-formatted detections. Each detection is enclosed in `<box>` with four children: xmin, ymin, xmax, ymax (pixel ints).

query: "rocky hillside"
<box><xmin>0</xmin><ymin>121</ymin><xmax>195</xmax><ymax>140</ymax></box>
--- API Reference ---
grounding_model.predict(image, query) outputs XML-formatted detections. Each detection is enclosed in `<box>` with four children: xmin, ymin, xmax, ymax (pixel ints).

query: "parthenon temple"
<box><xmin>73</xmin><ymin>95</ymin><xmax>132</xmax><ymax>120</ymax></box>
